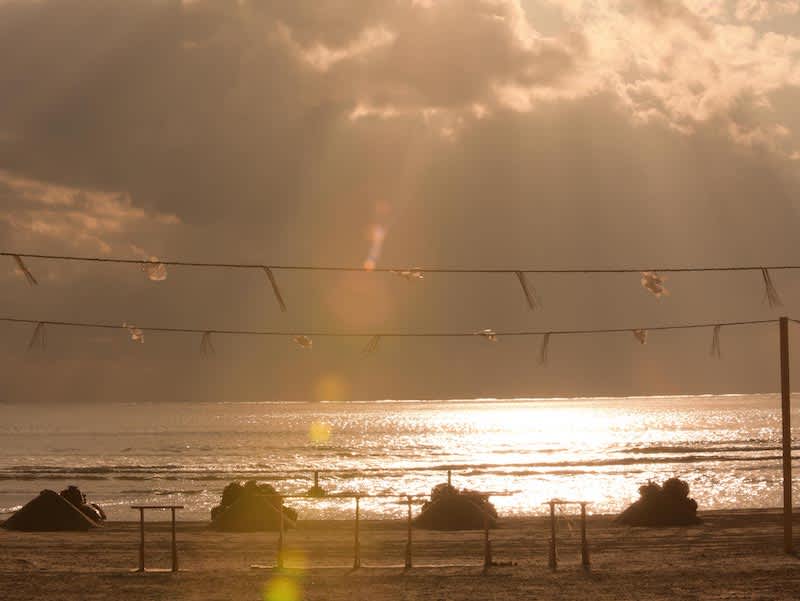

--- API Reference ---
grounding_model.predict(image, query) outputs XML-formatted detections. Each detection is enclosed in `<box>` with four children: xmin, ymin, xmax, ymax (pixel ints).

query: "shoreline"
<box><xmin>88</xmin><ymin>506</ymin><xmax>796</xmax><ymax>523</ymax></box>
<box><xmin>3</xmin><ymin>508</ymin><xmax>800</xmax><ymax>599</ymax></box>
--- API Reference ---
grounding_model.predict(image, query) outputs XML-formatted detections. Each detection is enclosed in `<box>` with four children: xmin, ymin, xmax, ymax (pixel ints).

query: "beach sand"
<box><xmin>2</xmin><ymin>510</ymin><xmax>800</xmax><ymax>600</ymax></box>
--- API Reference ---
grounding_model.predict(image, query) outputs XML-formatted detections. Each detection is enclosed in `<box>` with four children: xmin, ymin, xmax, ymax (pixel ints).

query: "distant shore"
<box><xmin>3</xmin><ymin>509</ymin><xmax>800</xmax><ymax>600</ymax></box>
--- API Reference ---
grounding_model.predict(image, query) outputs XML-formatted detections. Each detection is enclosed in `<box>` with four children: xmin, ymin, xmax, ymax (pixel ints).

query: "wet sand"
<box><xmin>2</xmin><ymin>510</ymin><xmax>800</xmax><ymax>600</ymax></box>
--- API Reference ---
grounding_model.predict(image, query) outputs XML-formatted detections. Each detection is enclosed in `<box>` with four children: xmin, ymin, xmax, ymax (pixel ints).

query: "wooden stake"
<box><xmin>548</xmin><ymin>501</ymin><xmax>557</xmax><ymax>571</ymax></box>
<box><xmin>138</xmin><ymin>507</ymin><xmax>145</xmax><ymax>572</ymax></box>
<box><xmin>405</xmin><ymin>496</ymin><xmax>413</xmax><ymax>569</ymax></box>
<box><xmin>277</xmin><ymin>501</ymin><xmax>285</xmax><ymax>569</ymax></box>
<box><xmin>353</xmin><ymin>496</ymin><xmax>361</xmax><ymax>569</ymax></box>
<box><xmin>170</xmin><ymin>507</ymin><xmax>178</xmax><ymax>572</ymax></box>
<box><xmin>580</xmin><ymin>503</ymin><xmax>590</xmax><ymax>569</ymax></box>
<box><xmin>483</xmin><ymin>510</ymin><xmax>492</xmax><ymax>572</ymax></box>
<box><xmin>780</xmin><ymin>316</ymin><xmax>793</xmax><ymax>554</ymax></box>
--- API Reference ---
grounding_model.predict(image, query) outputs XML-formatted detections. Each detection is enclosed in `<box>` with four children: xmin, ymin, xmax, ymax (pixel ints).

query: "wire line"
<box><xmin>0</xmin><ymin>316</ymin><xmax>778</xmax><ymax>338</ymax></box>
<box><xmin>4</xmin><ymin>251</ymin><xmax>800</xmax><ymax>275</ymax></box>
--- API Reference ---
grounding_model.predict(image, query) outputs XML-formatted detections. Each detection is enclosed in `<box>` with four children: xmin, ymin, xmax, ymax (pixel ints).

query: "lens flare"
<box><xmin>262</xmin><ymin>575</ymin><xmax>300</xmax><ymax>601</ymax></box>
<box><xmin>309</xmin><ymin>421</ymin><xmax>332</xmax><ymax>443</ymax></box>
<box><xmin>363</xmin><ymin>224</ymin><xmax>386</xmax><ymax>271</ymax></box>
<box><xmin>314</xmin><ymin>373</ymin><xmax>350</xmax><ymax>402</ymax></box>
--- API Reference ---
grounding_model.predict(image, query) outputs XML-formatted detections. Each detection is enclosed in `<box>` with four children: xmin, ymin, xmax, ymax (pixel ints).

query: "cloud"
<box><xmin>0</xmin><ymin>170</ymin><xmax>180</xmax><ymax>255</ymax></box>
<box><xmin>283</xmin><ymin>24</ymin><xmax>396</xmax><ymax>72</ymax></box>
<box><xmin>274</xmin><ymin>0</ymin><xmax>584</xmax><ymax>121</ymax></box>
<box><xmin>538</xmin><ymin>0</ymin><xmax>800</xmax><ymax>151</ymax></box>
<box><xmin>734</xmin><ymin>0</ymin><xmax>800</xmax><ymax>22</ymax></box>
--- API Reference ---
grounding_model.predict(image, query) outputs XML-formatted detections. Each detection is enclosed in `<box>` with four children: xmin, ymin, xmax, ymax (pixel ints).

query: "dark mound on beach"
<box><xmin>413</xmin><ymin>483</ymin><xmax>498</xmax><ymax>531</ymax></box>
<box><xmin>617</xmin><ymin>477</ymin><xmax>701</xmax><ymax>527</ymax></box>
<box><xmin>2</xmin><ymin>489</ymin><xmax>99</xmax><ymax>531</ymax></box>
<box><xmin>210</xmin><ymin>480</ymin><xmax>298</xmax><ymax>532</ymax></box>
<box><xmin>60</xmin><ymin>485</ymin><xmax>106</xmax><ymax>524</ymax></box>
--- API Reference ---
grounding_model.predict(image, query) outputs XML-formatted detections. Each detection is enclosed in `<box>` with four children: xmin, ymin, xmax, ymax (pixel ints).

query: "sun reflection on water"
<box><xmin>0</xmin><ymin>395</ymin><xmax>794</xmax><ymax>520</ymax></box>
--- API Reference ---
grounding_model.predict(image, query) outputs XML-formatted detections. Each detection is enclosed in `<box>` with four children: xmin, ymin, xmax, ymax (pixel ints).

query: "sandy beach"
<box><xmin>3</xmin><ymin>510</ymin><xmax>800</xmax><ymax>600</ymax></box>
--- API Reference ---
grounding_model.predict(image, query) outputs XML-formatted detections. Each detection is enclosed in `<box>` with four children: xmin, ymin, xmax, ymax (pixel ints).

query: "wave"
<box><xmin>118</xmin><ymin>488</ymin><xmax>206</xmax><ymax>496</ymax></box>
<box><xmin>617</xmin><ymin>444</ymin><xmax>800</xmax><ymax>454</ymax></box>
<box><xmin>0</xmin><ymin>452</ymin><xmax>792</xmax><ymax>482</ymax></box>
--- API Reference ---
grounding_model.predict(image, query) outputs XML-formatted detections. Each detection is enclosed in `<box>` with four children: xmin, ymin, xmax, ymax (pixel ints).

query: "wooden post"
<box><xmin>405</xmin><ymin>496</ymin><xmax>413</xmax><ymax>569</ymax></box>
<box><xmin>780</xmin><ymin>316</ymin><xmax>793</xmax><ymax>554</ymax></box>
<box><xmin>483</xmin><ymin>510</ymin><xmax>492</xmax><ymax>572</ymax></box>
<box><xmin>353</xmin><ymin>496</ymin><xmax>361</xmax><ymax>569</ymax></box>
<box><xmin>580</xmin><ymin>503</ymin><xmax>590</xmax><ymax>569</ymax></box>
<box><xmin>314</xmin><ymin>470</ymin><xmax>319</xmax><ymax>489</ymax></box>
<box><xmin>277</xmin><ymin>500</ymin><xmax>285</xmax><ymax>569</ymax></box>
<box><xmin>548</xmin><ymin>501</ymin><xmax>557</xmax><ymax>571</ymax></box>
<box><xmin>447</xmin><ymin>469</ymin><xmax>452</xmax><ymax>487</ymax></box>
<box><xmin>138</xmin><ymin>507</ymin><xmax>145</xmax><ymax>572</ymax></box>
<box><xmin>170</xmin><ymin>507</ymin><xmax>178</xmax><ymax>572</ymax></box>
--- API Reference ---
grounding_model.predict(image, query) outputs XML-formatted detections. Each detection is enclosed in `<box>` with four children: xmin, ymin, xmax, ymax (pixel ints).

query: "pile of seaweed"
<box><xmin>2</xmin><ymin>486</ymin><xmax>105</xmax><ymax>532</ymax></box>
<box><xmin>616</xmin><ymin>477</ymin><xmax>701</xmax><ymax>527</ymax></box>
<box><xmin>413</xmin><ymin>483</ymin><xmax>498</xmax><ymax>530</ymax></box>
<box><xmin>210</xmin><ymin>480</ymin><xmax>298</xmax><ymax>532</ymax></box>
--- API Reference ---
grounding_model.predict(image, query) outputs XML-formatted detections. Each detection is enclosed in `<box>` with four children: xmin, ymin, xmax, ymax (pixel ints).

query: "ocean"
<box><xmin>0</xmin><ymin>394</ymin><xmax>796</xmax><ymax>521</ymax></box>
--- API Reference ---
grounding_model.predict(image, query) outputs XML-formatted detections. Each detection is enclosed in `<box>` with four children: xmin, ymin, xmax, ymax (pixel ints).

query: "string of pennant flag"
<box><xmin>1</xmin><ymin>251</ymin><xmax>793</xmax><ymax>311</ymax></box>
<box><xmin>1</xmin><ymin>315</ymin><xmax>782</xmax><ymax>363</ymax></box>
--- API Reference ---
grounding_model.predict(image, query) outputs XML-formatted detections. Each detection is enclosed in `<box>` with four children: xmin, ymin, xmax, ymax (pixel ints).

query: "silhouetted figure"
<box><xmin>617</xmin><ymin>477</ymin><xmax>700</xmax><ymax>526</ymax></box>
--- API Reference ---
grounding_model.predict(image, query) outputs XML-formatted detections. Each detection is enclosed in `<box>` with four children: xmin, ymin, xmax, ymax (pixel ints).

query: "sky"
<box><xmin>2</xmin><ymin>0</ymin><xmax>800</xmax><ymax>402</ymax></box>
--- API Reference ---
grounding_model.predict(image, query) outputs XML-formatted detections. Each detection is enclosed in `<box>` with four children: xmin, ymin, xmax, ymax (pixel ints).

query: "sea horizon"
<box><xmin>1</xmin><ymin>390</ymin><xmax>792</xmax><ymax>405</ymax></box>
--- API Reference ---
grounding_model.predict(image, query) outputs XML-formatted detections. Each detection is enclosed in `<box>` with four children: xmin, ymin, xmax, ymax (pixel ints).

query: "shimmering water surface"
<box><xmin>0</xmin><ymin>395</ymin><xmax>797</xmax><ymax>520</ymax></box>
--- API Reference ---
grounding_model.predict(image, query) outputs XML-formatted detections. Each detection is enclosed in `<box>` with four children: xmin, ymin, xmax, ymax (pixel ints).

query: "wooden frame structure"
<box><xmin>131</xmin><ymin>504</ymin><xmax>183</xmax><ymax>572</ymax></box>
<box><xmin>544</xmin><ymin>500</ymin><xmax>590</xmax><ymax>571</ymax></box>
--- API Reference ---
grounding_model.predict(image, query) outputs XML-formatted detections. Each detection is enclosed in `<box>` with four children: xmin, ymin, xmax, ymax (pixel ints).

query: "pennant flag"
<box><xmin>710</xmin><ymin>325</ymin><xmax>722</xmax><ymax>359</ymax></box>
<box><xmin>293</xmin><ymin>335</ymin><xmax>312</xmax><ymax>349</ymax></box>
<box><xmin>391</xmin><ymin>269</ymin><xmax>424</xmax><ymax>281</ymax></box>
<box><xmin>633</xmin><ymin>329</ymin><xmax>648</xmax><ymax>345</ymax></box>
<box><xmin>539</xmin><ymin>333</ymin><xmax>551</xmax><ymax>365</ymax></box>
<box><xmin>263</xmin><ymin>267</ymin><xmax>287</xmax><ymax>312</ymax></box>
<box><xmin>12</xmin><ymin>255</ymin><xmax>38</xmax><ymax>286</ymax></box>
<box><xmin>641</xmin><ymin>271</ymin><xmax>668</xmax><ymax>298</ymax></box>
<box><xmin>123</xmin><ymin>322</ymin><xmax>145</xmax><ymax>344</ymax></box>
<box><xmin>140</xmin><ymin>257</ymin><xmax>168</xmax><ymax>281</ymax></box>
<box><xmin>362</xmin><ymin>335</ymin><xmax>381</xmax><ymax>354</ymax></box>
<box><xmin>515</xmin><ymin>271</ymin><xmax>541</xmax><ymax>311</ymax></box>
<box><xmin>476</xmin><ymin>329</ymin><xmax>498</xmax><ymax>342</ymax></box>
<box><xmin>200</xmin><ymin>331</ymin><xmax>215</xmax><ymax>356</ymax></box>
<box><xmin>27</xmin><ymin>322</ymin><xmax>46</xmax><ymax>352</ymax></box>
<box><xmin>761</xmin><ymin>268</ymin><xmax>782</xmax><ymax>308</ymax></box>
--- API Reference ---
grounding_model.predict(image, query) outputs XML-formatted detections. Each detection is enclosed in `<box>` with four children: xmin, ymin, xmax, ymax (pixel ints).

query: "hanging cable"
<box><xmin>4</xmin><ymin>251</ymin><xmax>800</xmax><ymax>275</ymax></box>
<box><xmin>0</xmin><ymin>316</ymin><xmax>776</xmax><ymax>339</ymax></box>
